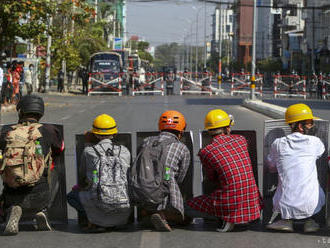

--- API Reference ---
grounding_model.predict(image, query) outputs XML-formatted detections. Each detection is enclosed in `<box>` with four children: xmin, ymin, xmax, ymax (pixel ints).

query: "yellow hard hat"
<box><xmin>285</xmin><ymin>103</ymin><xmax>315</xmax><ymax>124</ymax></box>
<box><xmin>204</xmin><ymin>109</ymin><xmax>234</xmax><ymax>130</ymax></box>
<box><xmin>91</xmin><ymin>114</ymin><xmax>118</xmax><ymax>135</ymax></box>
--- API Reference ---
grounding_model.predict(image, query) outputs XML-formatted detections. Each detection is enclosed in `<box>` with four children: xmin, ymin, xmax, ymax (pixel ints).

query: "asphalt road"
<box><xmin>0</xmin><ymin>91</ymin><xmax>329</xmax><ymax>248</ymax></box>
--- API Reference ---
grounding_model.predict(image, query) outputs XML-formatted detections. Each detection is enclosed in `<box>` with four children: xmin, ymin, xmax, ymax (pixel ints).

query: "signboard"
<box><xmin>113</xmin><ymin>37</ymin><xmax>123</xmax><ymax>50</ymax></box>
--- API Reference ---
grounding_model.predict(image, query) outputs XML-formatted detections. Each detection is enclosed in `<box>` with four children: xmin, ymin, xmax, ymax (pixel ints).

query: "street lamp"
<box><xmin>192</xmin><ymin>6</ymin><xmax>203</xmax><ymax>78</ymax></box>
<box><xmin>250</xmin><ymin>0</ymin><xmax>257</xmax><ymax>100</ymax></box>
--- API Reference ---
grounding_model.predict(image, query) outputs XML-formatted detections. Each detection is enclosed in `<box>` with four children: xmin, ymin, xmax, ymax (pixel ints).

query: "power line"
<box><xmin>201</xmin><ymin>1</ymin><xmax>330</xmax><ymax>10</ymax></box>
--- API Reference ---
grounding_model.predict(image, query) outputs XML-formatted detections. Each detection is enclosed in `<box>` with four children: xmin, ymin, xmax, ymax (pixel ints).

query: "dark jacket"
<box><xmin>0</xmin><ymin>121</ymin><xmax>64</xmax><ymax>212</ymax></box>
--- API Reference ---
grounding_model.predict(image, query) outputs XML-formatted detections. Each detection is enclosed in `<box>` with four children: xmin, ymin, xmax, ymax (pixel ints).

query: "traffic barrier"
<box><xmin>132</xmin><ymin>72</ymin><xmax>164</xmax><ymax>96</ymax></box>
<box><xmin>320</xmin><ymin>74</ymin><xmax>330</xmax><ymax>100</ymax></box>
<box><xmin>263</xmin><ymin>119</ymin><xmax>329</xmax><ymax>225</ymax></box>
<box><xmin>75</xmin><ymin>133</ymin><xmax>133</xmax><ymax>226</ymax></box>
<box><xmin>179</xmin><ymin>72</ymin><xmax>212</xmax><ymax>95</ymax></box>
<box><xmin>230</xmin><ymin>73</ymin><xmax>263</xmax><ymax>96</ymax></box>
<box><xmin>88</xmin><ymin>72</ymin><xmax>123</xmax><ymax>96</ymax></box>
<box><xmin>273</xmin><ymin>74</ymin><xmax>306</xmax><ymax>99</ymax></box>
<box><xmin>199</xmin><ymin>130</ymin><xmax>258</xmax><ymax>195</ymax></box>
<box><xmin>0</xmin><ymin>123</ymin><xmax>68</xmax><ymax>225</ymax></box>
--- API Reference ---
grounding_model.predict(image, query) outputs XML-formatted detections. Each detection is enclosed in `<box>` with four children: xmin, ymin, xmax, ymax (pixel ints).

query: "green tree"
<box><xmin>0</xmin><ymin>0</ymin><xmax>56</xmax><ymax>54</ymax></box>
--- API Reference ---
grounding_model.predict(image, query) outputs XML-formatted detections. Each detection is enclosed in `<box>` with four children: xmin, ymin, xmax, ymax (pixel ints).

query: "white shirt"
<box><xmin>267</xmin><ymin>132</ymin><xmax>325</xmax><ymax>219</ymax></box>
<box><xmin>0</xmin><ymin>67</ymin><xmax>3</xmax><ymax>87</ymax></box>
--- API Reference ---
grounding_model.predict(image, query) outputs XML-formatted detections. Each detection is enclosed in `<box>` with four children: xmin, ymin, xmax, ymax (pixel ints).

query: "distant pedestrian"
<box><xmin>57</xmin><ymin>70</ymin><xmax>64</xmax><ymax>93</ymax></box>
<box><xmin>81</xmin><ymin>68</ymin><xmax>89</xmax><ymax>95</ymax></box>
<box><xmin>11</xmin><ymin>62</ymin><xmax>20</xmax><ymax>104</ymax></box>
<box><xmin>0</xmin><ymin>63</ymin><xmax>3</xmax><ymax>104</ymax></box>
<box><xmin>317</xmin><ymin>77</ymin><xmax>323</xmax><ymax>99</ymax></box>
<box><xmin>24</xmin><ymin>64</ymin><xmax>34</xmax><ymax>95</ymax></box>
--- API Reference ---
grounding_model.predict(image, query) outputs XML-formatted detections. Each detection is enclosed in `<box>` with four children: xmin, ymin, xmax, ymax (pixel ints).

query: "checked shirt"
<box><xmin>142</xmin><ymin>132</ymin><xmax>190</xmax><ymax>218</ymax></box>
<box><xmin>187</xmin><ymin>134</ymin><xmax>261</xmax><ymax>224</ymax></box>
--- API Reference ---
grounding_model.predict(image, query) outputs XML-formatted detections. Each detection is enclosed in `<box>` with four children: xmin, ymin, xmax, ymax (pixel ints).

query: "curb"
<box><xmin>242</xmin><ymin>99</ymin><xmax>286</xmax><ymax>119</ymax></box>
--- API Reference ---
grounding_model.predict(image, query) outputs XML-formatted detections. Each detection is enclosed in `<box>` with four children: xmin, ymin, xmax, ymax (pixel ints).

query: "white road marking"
<box><xmin>139</xmin><ymin>231</ymin><xmax>161</xmax><ymax>248</ymax></box>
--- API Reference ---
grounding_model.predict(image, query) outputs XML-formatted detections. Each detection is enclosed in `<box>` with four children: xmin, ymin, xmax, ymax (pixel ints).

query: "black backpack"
<box><xmin>129</xmin><ymin>136</ymin><xmax>176</xmax><ymax>205</ymax></box>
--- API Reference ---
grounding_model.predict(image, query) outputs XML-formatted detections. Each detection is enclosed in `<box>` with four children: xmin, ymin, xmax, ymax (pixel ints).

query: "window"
<box><xmin>226</xmin><ymin>25</ymin><xmax>231</xmax><ymax>33</ymax></box>
<box><xmin>229</xmin><ymin>15</ymin><xmax>233</xmax><ymax>23</ymax></box>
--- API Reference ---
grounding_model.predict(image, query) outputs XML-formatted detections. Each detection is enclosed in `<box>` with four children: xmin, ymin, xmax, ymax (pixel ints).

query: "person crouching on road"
<box><xmin>129</xmin><ymin>110</ymin><xmax>191</xmax><ymax>232</ymax></box>
<box><xmin>266</xmin><ymin>103</ymin><xmax>325</xmax><ymax>233</ymax></box>
<box><xmin>67</xmin><ymin>114</ymin><xmax>131</xmax><ymax>233</ymax></box>
<box><xmin>0</xmin><ymin>95</ymin><xmax>64</xmax><ymax>235</ymax></box>
<box><xmin>185</xmin><ymin>109</ymin><xmax>262</xmax><ymax>232</ymax></box>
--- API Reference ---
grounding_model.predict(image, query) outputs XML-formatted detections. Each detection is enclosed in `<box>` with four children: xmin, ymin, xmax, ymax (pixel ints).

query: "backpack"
<box><xmin>91</xmin><ymin>144</ymin><xmax>130</xmax><ymax>212</ymax></box>
<box><xmin>129</xmin><ymin>136</ymin><xmax>176</xmax><ymax>205</ymax></box>
<box><xmin>0</xmin><ymin>122</ymin><xmax>51</xmax><ymax>188</ymax></box>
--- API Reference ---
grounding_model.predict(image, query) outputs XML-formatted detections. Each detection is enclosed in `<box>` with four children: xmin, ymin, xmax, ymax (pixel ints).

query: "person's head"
<box><xmin>29</xmin><ymin>64</ymin><xmax>34</xmax><ymax>70</ymax></box>
<box><xmin>158</xmin><ymin>110</ymin><xmax>186</xmax><ymax>139</ymax></box>
<box><xmin>204</xmin><ymin>109</ymin><xmax>235</xmax><ymax>136</ymax></box>
<box><xmin>285</xmin><ymin>103</ymin><xmax>317</xmax><ymax>135</ymax></box>
<box><xmin>16</xmin><ymin>95</ymin><xmax>45</xmax><ymax>122</ymax></box>
<box><xmin>91</xmin><ymin>114</ymin><xmax>118</xmax><ymax>140</ymax></box>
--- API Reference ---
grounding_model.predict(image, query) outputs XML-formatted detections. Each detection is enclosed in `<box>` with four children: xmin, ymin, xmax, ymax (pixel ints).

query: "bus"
<box><xmin>88</xmin><ymin>52</ymin><xmax>123</xmax><ymax>93</ymax></box>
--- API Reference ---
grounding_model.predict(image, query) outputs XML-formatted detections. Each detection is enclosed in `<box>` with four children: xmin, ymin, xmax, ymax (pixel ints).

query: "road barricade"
<box><xmin>230</xmin><ymin>73</ymin><xmax>263</xmax><ymax>96</ymax></box>
<box><xmin>88</xmin><ymin>72</ymin><xmax>123</xmax><ymax>96</ymax></box>
<box><xmin>135</xmin><ymin>131</ymin><xmax>194</xmax><ymax>221</ymax></box>
<box><xmin>0</xmin><ymin>123</ymin><xmax>67</xmax><ymax>225</ymax></box>
<box><xmin>179</xmin><ymin>72</ymin><xmax>212</xmax><ymax>95</ymax></box>
<box><xmin>263</xmin><ymin>119</ymin><xmax>329</xmax><ymax>225</ymax></box>
<box><xmin>320</xmin><ymin>74</ymin><xmax>330</xmax><ymax>100</ymax></box>
<box><xmin>273</xmin><ymin>74</ymin><xmax>307</xmax><ymax>99</ymax></box>
<box><xmin>199</xmin><ymin>130</ymin><xmax>258</xmax><ymax>195</ymax></box>
<box><xmin>75</xmin><ymin>133</ymin><xmax>133</xmax><ymax>226</ymax></box>
<box><xmin>132</xmin><ymin>72</ymin><xmax>164</xmax><ymax>96</ymax></box>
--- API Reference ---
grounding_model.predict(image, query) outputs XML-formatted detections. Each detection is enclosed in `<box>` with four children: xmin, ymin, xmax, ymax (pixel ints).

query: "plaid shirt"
<box><xmin>187</xmin><ymin>134</ymin><xmax>261</xmax><ymax>224</ymax></box>
<box><xmin>143</xmin><ymin>132</ymin><xmax>190</xmax><ymax>217</ymax></box>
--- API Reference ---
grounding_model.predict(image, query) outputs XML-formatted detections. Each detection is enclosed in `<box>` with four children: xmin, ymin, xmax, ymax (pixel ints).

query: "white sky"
<box><xmin>126</xmin><ymin>0</ymin><xmax>217</xmax><ymax>47</ymax></box>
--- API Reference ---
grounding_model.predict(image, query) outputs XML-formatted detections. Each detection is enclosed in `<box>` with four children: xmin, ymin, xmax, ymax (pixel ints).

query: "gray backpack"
<box><xmin>129</xmin><ymin>136</ymin><xmax>176</xmax><ymax>205</ymax></box>
<box><xmin>91</xmin><ymin>144</ymin><xmax>130</xmax><ymax>212</ymax></box>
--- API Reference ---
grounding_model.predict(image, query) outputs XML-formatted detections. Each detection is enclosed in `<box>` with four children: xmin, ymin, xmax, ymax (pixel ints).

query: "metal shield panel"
<box><xmin>0</xmin><ymin>123</ymin><xmax>67</xmax><ymax>225</ymax></box>
<box><xmin>136</xmin><ymin>131</ymin><xmax>194</xmax><ymax>201</ymax></box>
<box><xmin>75</xmin><ymin>133</ymin><xmax>132</xmax><ymax>225</ymax></box>
<box><xmin>263</xmin><ymin>119</ymin><xmax>329</xmax><ymax>225</ymax></box>
<box><xmin>199</xmin><ymin>130</ymin><xmax>258</xmax><ymax>195</ymax></box>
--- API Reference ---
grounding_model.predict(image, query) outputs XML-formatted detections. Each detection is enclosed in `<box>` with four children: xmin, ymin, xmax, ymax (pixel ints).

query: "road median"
<box><xmin>242</xmin><ymin>99</ymin><xmax>286</xmax><ymax>119</ymax></box>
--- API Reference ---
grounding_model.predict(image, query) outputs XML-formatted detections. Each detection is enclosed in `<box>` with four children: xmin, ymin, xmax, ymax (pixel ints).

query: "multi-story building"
<box><xmin>303</xmin><ymin>0</ymin><xmax>330</xmax><ymax>73</ymax></box>
<box><xmin>278</xmin><ymin>0</ymin><xmax>305</xmax><ymax>72</ymax></box>
<box><xmin>256</xmin><ymin>0</ymin><xmax>282</xmax><ymax>59</ymax></box>
<box><xmin>211</xmin><ymin>7</ymin><xmax>234</xmax><ymax>59</ymax></box>
<box><xmin>233</xmin><ymin>0</ymin><xmax>254</xmax><ymax>66</ymax></box>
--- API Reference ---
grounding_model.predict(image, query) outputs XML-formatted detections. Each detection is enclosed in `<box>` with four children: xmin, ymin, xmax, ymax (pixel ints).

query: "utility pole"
<box><xmin>311</xmin><ymin>7</ymin><xmax>315</xmax><ymax>74</ymax></box>
<box><xmin>95</xmin><ymin>0</ymin><xmax>98</xmax><ymax>22</ymax></box>
<box><xmin>195</xmin><ymin>13</ymin><xmax>198</xmax><ymax>78</ymax></box>
<box><xmin>218</xmin><ymin>5</ymin><xmax>222</xmax><ymax>90</ymax></box>
<box><xmin>250</xmin><ymin>0</ymin><xmax>257</xmax><ymax>100</ymax></box>
<box><xmin>45</xmin><ymin>16</ymin><xmax>53</xmax><ymax>92</ymax></box>
<box><xmin>204</xmin><ymin>0</ymin><xmax>207</xmax><ymax>68</ymax></box>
